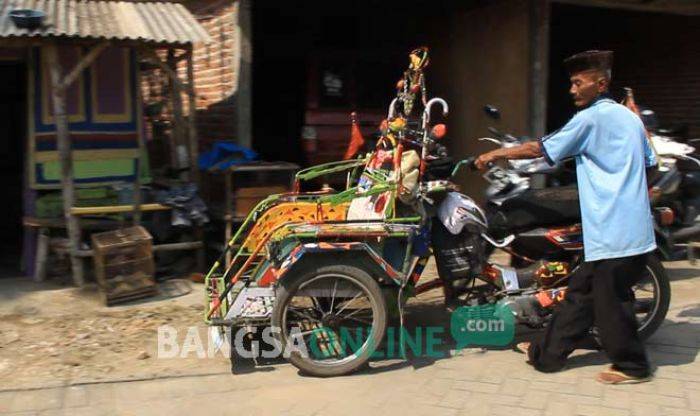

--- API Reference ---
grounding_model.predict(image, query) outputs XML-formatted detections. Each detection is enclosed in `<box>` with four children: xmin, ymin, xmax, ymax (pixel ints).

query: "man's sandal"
<box><xmin>515</xmin><ymin>342</ymin><xmax>530</xmax><ymax>354</ymax></box>
<box><xmin>596</xmin><ymin>366</ymin><xmax>652</xmax><ymax>385</ymax></box>
<box><xmin>514</xmin><ymin>342</ymin><xmax>532</xmax><ymax>363</ymax></box>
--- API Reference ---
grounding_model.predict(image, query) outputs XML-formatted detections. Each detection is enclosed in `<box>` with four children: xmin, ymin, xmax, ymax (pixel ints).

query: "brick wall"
<box><xmin>139</xmin><ymin>0</ymin><xmax>241</xmax><ymax>165</ymax></box>
<box><xmin>186</xmin><ymin>0</ymin><xmax>239</xmax><ymax>147</ymax></box>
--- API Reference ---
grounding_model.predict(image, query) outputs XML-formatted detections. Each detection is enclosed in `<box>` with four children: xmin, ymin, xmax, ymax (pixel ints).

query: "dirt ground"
<box><xmin>0</xmin><ymin>278</ymin><xmax>231</xmax><ymax>390</ymax></box>
<box><xmin>0</xmin><ymin>258</ymin><xmax>449</xmax><ymax>390</ymax></box>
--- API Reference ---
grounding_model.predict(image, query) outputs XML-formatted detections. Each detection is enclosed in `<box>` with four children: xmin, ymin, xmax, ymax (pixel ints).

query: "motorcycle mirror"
<box><xmin>431</xmin><ymin>124</ymin><xmax>447</xmax><ymax>140</ymax></box>
<box><xmin>484</xmin><ymin>105</ymin><xmax>501</xmax><ymax>120</ymax></box>
<box><xmin>488</xmin><ymin>127</ymin><xmax>504</xmax><ymax>138</ymax></box>
<box><xmin>504</xmin><ymin>133</ymin><xmax>521</xmax><ymax>143</ymax></box>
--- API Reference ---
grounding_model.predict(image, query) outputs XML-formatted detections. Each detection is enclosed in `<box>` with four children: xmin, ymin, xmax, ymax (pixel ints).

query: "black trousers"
<box><xmin>528</xmin><ymin>254</ymin><xmax>651</xmax><ymax>377</ymax></box>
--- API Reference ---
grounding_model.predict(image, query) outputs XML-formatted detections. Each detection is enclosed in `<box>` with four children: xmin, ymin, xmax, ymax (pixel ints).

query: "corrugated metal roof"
<box><xmin>0</xmin><ymin>0</ymin><xmax>211</xmax><ymax>45</ymax></box>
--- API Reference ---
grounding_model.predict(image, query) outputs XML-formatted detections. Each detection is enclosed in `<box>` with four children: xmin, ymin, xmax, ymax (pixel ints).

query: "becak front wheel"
<box><xmin>271</xmin><ymin>261</ymin><xmax>387</xmax><ymax>377</ymax></box>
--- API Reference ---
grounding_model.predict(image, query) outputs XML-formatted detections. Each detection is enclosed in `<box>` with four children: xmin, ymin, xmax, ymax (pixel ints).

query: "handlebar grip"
<box><xmin>479</xmin><ymin>161</ymin><xmax>495</xmax><ymax>170</ymax></box>
<box><xmin>464</xmin><ymin>157</ymin><xmax>476</xmax><ymax>170</ymax></box>
<box><xmin>465</xmin><ymin>157</ymin><xmax>494</xmax><ymax>171</ymax></box>
<box><xmin>451</xmin><ymin>157</ymin><xmax>495</xmax><ymax>177</ymax></box>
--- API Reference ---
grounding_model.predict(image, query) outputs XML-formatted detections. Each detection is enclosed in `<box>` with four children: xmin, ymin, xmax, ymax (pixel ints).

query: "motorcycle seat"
<box><xmin>489</xmin><ymin>185</ymin><xmax>581</xmax><ymax>232</ymax></box>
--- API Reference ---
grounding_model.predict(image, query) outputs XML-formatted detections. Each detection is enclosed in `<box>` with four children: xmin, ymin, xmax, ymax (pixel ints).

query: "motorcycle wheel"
<box><xmin>590</xmin><ymin>255</ymin><xmax>670</xmax><ymax>343</ymax></box>
<box><xmin>635</xmin><ymin>255</ymin><xmax>671</xmax><ymax>340</ymax></box>
<box><xmin>271</xmin><ymin>262</ymin><xmax>387</xmax><ymax>377</ymax></box>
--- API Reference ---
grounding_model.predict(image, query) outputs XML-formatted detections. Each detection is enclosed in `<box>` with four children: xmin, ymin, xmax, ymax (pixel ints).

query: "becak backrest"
<box><xmin>242</xmin><ymin>201</ymin><xmax>350</xmax><ymax>251</ymax></box>
<box><xmin>346</xmin><ymin>192</ymin><xmax>392</xmax><ymax>220</ymax></box>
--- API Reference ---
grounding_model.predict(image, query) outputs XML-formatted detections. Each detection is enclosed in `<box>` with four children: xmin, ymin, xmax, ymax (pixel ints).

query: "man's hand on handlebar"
<box><xmin>474</xmin><ymin>141</ymin><xmax>544</xmax><ymax>170</ymax></box>
<box><xmin>475</xmin><ymin>152</ymin><xmax>498</xmax><ymax>170</ymax></box>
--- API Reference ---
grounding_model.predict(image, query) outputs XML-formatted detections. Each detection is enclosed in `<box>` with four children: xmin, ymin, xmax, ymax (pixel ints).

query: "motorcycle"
<box><xmin>643</xmin><ymin>121</ymin><xmax>700</xmax><ymax>260</ymax></box>
<box><xmin>203</xmin><ymin>49</ymin><xmax>670</xmax><ymax>377</ymax></box>
<box><xmin>480</xmin><ymin>100</ymin><xmax>700</xmax><ymax>262</ymax></box>
<box><xmin>432</xmin><ymin>156</ymin><xmax>669</xmax><ymax>338</ymax></box>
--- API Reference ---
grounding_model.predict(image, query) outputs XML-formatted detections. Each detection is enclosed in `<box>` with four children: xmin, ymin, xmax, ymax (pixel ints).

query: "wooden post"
<box><xmin>140</xmin><ymin>47</ymin><xmax>197</xmax><ymax>181</ymax></box>
<box><xmin>167</xmin><ymin>49</ymin><xmax>185</xmax><ymax>169</ymax></box>
<box><xmin>185</xmin><ymin>46</ymin><xmax>199</xmax><ymax>184</ymax></box>
<box><xmin>44</xmin><ymin>43</ymin><xmax>85</xmax><ymax>286</ymax></box>
<box><xmin>44</xmin><ymin>41</ymin><xmax>109</xmax><ymax>287</ymax></box>
<box><xmin>529</xmin><ymin>0</ymin><xmax>550</xmax><ymax>138</ymax></box>
<box><xmin>34</xmin><ymin>229</ymin><xmax>49</xmax><ymax>282</ymax></box>
<box><xmin>133</xmin><ymin>49</ymin><xmax>147</xmax><ymax>225</ymax></box>
<box><xmin>139</xmin><ymin>48</ymin><xmax>178</xmax><ymax>168</ymax></box>
<box><xmin>185</xmin><ymin>46</ymin><xmax>204</xmax><ymax>271</ymax></box>
<box><xmin>234</xmin><ymin>0</ymin><xmax>253</xmax><ymax>148</ymax></box>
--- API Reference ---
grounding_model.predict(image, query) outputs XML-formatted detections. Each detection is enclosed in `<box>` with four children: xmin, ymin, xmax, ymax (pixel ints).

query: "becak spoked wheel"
<box><xmin>271</xmin><ymin>261</ymin><xmax>387</xmax><ymax>377</ymax></box>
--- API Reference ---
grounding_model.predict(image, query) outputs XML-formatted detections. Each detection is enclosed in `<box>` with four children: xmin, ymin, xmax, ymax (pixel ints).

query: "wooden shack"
<box><xmin>0</xmin><ymin>0</ymin><xmax>210</xmax><ymax>284</ymax></box>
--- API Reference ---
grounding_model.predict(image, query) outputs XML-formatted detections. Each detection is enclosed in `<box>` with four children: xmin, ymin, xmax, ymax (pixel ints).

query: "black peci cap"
<box><xmin>564</xmin><ymin>50</ymin><xmax>613</xmax><ymax>76</ymax></box>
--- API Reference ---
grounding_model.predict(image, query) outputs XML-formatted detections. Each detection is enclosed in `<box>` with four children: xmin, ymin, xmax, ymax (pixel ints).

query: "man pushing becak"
<box><xmin>475</xmin><ymin>50</ymin><xmax>658</xmax><ymax>384</ymax></box>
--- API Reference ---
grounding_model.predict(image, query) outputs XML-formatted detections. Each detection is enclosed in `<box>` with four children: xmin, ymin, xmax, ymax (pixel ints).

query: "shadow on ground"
<box><xmin>227</xmin><ymin>299</ymin><xmax>700</xmax><ymax>377</ymax></box>
<box><xmin>666</xmin><ymin>267</ymin><xmax>700</xmax><ymax>283</ymax></box>
<box><xmin>229</xmin><ymin>299</ymin><xmax>523</xmax><ymax>377</ymax></box>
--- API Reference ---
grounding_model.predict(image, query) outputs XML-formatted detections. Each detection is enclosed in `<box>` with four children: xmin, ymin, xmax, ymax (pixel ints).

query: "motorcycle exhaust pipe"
<box><xmin>671</xmin><ymin>224</ymin><xmax>700</xmax><ymax>243</ymax></box>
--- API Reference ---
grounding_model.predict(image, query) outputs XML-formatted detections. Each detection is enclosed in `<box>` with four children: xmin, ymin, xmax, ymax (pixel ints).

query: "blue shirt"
<box><xmin>539</xmin><ymin>97</ymin><xmax>657</xmax><ymax>261</ymax></box>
